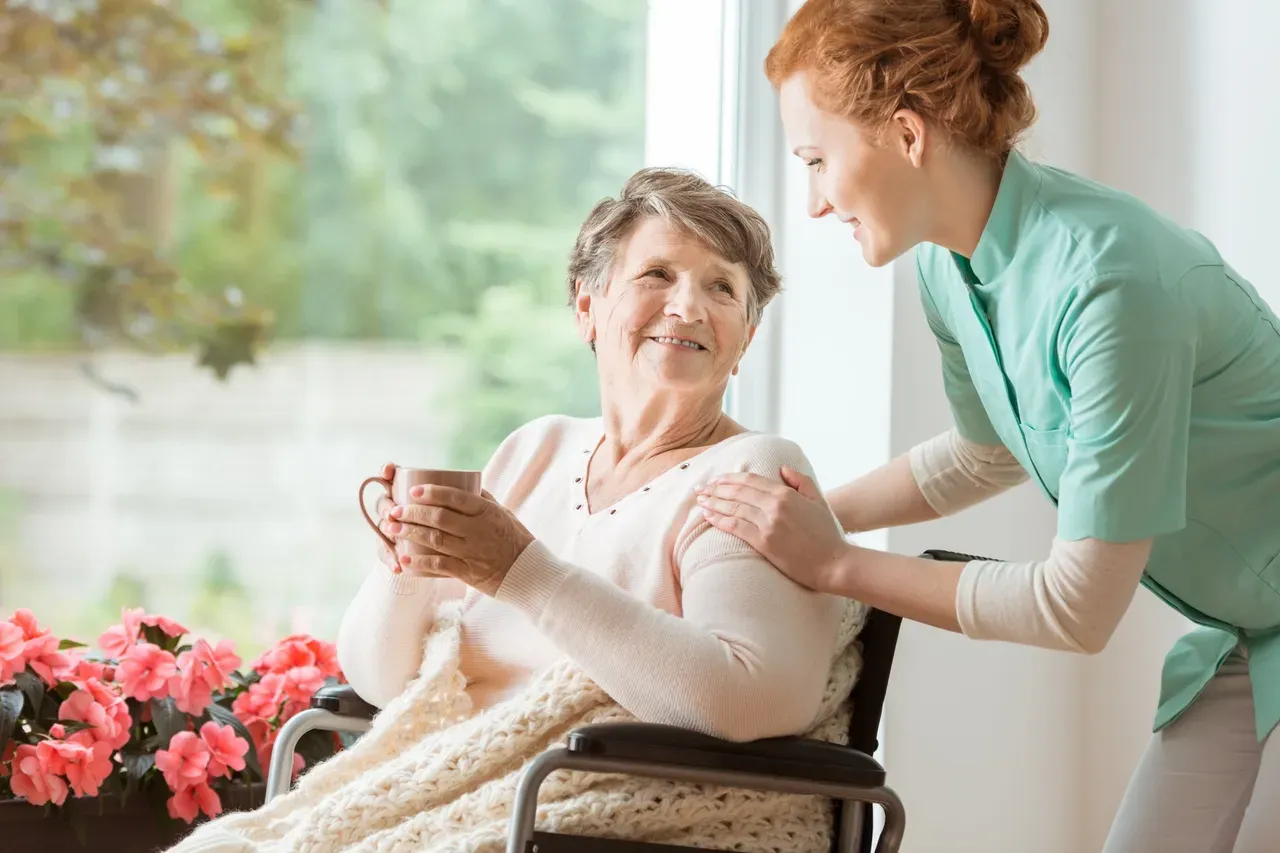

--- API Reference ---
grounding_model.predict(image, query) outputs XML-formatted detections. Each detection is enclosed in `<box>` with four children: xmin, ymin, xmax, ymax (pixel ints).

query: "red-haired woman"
<box><xmin>696</xmin><ymin>2</ymin><xmax>1280</xmax><ymax>850</ymax></box>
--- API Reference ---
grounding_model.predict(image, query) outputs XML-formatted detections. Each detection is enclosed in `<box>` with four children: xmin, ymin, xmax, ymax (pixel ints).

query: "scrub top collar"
<box><xmin>951</xmin><ymin>149</ymin><xmax>1045</xmax><ymax>287</ymax></box>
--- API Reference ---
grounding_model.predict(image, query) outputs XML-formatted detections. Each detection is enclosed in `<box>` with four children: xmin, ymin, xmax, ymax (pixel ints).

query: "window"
<box><xmin>0</xmin><ymin>0</ymin><xmax>734</xmax><ymax>657</ymax></box>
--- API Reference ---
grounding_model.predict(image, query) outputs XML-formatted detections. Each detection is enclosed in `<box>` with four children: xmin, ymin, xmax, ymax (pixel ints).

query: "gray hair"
<box><xmin>566</xmin><ymin>167</ymin><xmax>782</xmax><ymax>325</ymax></box>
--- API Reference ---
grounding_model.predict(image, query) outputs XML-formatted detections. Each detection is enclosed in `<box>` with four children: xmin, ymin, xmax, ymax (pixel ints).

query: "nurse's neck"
<box><xmin>923</xmin><ymin>146</ymin><xmax>1004</xmax><ymax>260</ymax></box>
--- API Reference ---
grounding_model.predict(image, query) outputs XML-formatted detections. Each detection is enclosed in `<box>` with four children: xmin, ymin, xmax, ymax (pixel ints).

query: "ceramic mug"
<box><xmin>359</xmin><ymin>468</ymin><xmax>482</xmax><ymax>555</ymax></box>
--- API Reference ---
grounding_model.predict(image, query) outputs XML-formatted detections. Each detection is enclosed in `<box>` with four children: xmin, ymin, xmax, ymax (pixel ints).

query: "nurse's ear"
<box><xmin>888</xmin><ymin>109</ymin><xmax>928</xmax><ymax>169</ymax></box>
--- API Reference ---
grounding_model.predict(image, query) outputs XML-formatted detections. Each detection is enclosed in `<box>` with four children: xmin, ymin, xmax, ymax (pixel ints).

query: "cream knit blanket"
<box><xmin>170</xmin><ymin>599</ymin><xmax>867</xmax><ymax>853</ymax></box>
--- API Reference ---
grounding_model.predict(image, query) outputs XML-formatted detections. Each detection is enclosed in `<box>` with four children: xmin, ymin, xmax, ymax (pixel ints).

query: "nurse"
<box><xmin>695</xmin><ymin>1</ymin><xmax>1280</xmax><ymax>851</ymax></box>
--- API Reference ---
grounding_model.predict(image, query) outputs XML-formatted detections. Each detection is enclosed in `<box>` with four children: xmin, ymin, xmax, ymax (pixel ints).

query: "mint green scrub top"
<box><xmin>916</xmin><ymin>150</ymin><xmax>1280</xmax><ymax>740</ymax></box>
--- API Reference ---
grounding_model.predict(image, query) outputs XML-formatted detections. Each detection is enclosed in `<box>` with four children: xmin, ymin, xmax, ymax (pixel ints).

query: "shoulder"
<box><xmin>482</xmin><ymin>414</ymin><xmax>601</xmax><ymax>490</ymax></box>
<box><xmin>699</xmin><ymin>432</ymin><xmax>819</xmax><ymax>487</ymax></box>
<box><xmin>1029</xmin><ymin>163</ymin><xmax>1222</xmax><ymax>290</ymax></box>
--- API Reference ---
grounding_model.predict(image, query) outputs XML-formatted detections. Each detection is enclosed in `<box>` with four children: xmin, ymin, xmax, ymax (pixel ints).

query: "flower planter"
<box><xmin>0</xmin><ymin>785</ymin><xmax>264</xmax><ymax>852</ymax></box>
<box><xmin>2</xmin><ymin>607</ymin><xmax>344</xmax><ymax>851</ymax></box>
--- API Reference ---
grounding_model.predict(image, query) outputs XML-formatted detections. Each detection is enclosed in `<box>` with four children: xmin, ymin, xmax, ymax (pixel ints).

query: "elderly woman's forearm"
<box><xmin>498</xmin><ymin>541</ymin><xmax>841</xmax><ymax>742</ymax></box>
<box><xmin>826</xmin><ymin>453</ymin><xmax>940</xmax><ymax>533</ymax></box>
<box><xmin>336</xmin><ymin>565</ymin><xmax>465</xmax><ymax>708</ymax></box>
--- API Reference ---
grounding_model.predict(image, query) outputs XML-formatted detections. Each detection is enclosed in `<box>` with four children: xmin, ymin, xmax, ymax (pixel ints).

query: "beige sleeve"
<box><xmin>496</xmin><ymin>534</ymin><xmax>845</xmax><ymax>743</ymax></box>
<box><xmin>908</xmin><ymin>429</ymin><xmax>1029</xmax><ymax>516</ymax></box>
<box><xmin>955</xmin><ymin>537</ymin><xmax>1152</xmax><ymax>654</ymax></box>
<box><xmin>335</xmin><ymin>564</ymin><xmax>467</xmax><ymax>708</ymax></box>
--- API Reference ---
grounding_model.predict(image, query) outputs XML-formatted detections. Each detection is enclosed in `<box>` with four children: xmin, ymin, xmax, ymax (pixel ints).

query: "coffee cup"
<box><xmin>359</xmin><ymin>467</ymin><xmax>482</xmax><ymax>555</ymax></box>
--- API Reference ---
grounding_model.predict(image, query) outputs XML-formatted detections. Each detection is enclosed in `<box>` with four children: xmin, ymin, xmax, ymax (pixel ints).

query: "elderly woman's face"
<box><xmin>577</xmin><ymin>217</ymin><xmax>755</xmax><ymax>394</ymax></box>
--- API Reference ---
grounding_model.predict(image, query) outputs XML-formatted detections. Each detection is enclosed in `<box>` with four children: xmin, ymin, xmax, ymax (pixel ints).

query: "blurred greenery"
<box><xmin>0</xmin><ymin>0</ymin><xmax>645</xmax><ymax>643</ymax></box>
<box><xmin>1</xmin><ymin>0</ymin><xmax>641</xmax><ymax>395</ymax></box>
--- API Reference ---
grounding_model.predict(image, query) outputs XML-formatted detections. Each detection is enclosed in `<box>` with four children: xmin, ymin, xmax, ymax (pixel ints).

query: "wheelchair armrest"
<box><xmin>921</xmin><ymin>548</ymin><xmax>998</xmax><ymax>563</ymax></box>
<box><xmin>565</xmin><ymin>722</ymin><xmax>885</xmax><ymax>787</ymax></box>
<box><xmin>310</xmin><ymin>684</ymin><xmax>379</xmax><ymax>720</ymax></box>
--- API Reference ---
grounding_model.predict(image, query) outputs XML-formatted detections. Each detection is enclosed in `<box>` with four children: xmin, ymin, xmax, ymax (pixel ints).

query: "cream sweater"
<box><xmin>909</xmin><ymin>429</ymin><xmax>1152</xmax><ymax>654</ymax></box>
<box><xmin>337</xmin><ymin>415</ymin><xmax>845</xmax><ymax>742</ymax></box>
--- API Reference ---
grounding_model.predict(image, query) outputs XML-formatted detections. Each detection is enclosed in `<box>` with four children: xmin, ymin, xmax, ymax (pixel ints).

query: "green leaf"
<box><xmin>205</xmin><ymin>704</ymin><xmax>262</xmax><ymax>781</ymax></box>
<box><xmin>174</xmin><ymin>644</ymin><xmax>193</xmax><ymax>655</ymax></box>
<box><xmin>197</xmin><ymin>319</ymin><xmax>265</xmax><ymax>380</ymax></box>
<box><xmin>295</xmin><ymin>728</ymin><xmax>337</xmax><ymax>768</ymax></box>
<box><xmin>53</xmin><ymin>720</ymin><xmax>96</xmax><ymax>735</ymax></box>
<box><xmin>149</xmin><ymin>698</ymin><xmax>187</xmax><ymax>747</ymax></box>
<box><xmin>0</xmin><ymin>686</ymin><xmax>24</xmax><ymax>753</ymax></box>
<box><xmin>140</xmin><ymin>624</ymin><xmax>170</xmax><ymax>650</ymax></box>
<box><xmin>54</xmin><ymin>719</ymin><xmax>96</xmax><ymax>734</ymax></box>
<box><xmin>54</xmin><ymin>681</ymin><xmax>77</xmax><ymax>701</ymax></box>
<box><xmin>121</xmin><ymin>750</ymin><xmax>155</xmax><ymax>803</ymax></box>
<box><xmin>229</xmin><ymin>670</ymin><xmax>258</xmax><ymax>689</ymax></box>
<box><xmin>57</xmin><ymin>639</ymin><xmax>88</xmax><ymax>651</ymax></box>
<box><xmin>13</xmin><ymin>671</ymin><xmax>44</xmax><ymax>719</ymax></box>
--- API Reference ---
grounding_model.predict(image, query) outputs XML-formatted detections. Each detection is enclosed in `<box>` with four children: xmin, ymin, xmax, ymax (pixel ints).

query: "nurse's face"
<box><xmin>778</xmin><ymin>72</ymin><xmax>932</xmax><ymax>268</ymax></box>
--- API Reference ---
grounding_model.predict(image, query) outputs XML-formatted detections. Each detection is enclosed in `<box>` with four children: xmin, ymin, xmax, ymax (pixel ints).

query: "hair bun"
<box><xmin>965</xmin><ymin>0</ymin><xmax>1049</xmax><ymax>75</ymax></box>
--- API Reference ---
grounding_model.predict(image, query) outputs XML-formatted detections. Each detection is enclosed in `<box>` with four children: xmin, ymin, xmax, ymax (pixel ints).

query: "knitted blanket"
<box><xmin>170</xmin><ymin>598</ymin><xmax>867</xmax><ymax>853</ymax></box>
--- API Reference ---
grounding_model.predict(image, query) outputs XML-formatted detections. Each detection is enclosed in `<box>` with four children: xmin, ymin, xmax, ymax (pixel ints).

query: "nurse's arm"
<box><xmin>824</xmin><ymin>536</ymin><xmax>1151</xmax><ymax>653</ymax></box>
<box><xmin>827</xmin><ymin>428</ymin><xmax>1028</xmax><ymax>534</ymax></box>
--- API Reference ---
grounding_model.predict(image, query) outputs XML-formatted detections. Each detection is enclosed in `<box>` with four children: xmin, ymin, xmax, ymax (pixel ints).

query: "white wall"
<box><xmin>771</xmin><ymin>1</ymin><xmax>1280</xmax><ymax>851</ymax></box>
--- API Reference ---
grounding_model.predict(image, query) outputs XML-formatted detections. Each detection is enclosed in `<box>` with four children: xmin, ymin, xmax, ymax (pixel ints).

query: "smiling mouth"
<box><xmin>649</xmin><ymin>336</ymin><xmax>706</xmax><ymax>351</ymax></box>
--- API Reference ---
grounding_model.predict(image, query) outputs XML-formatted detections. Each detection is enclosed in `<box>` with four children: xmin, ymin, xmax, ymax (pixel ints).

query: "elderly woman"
<box><xmin>170</xmin><ymin>168</ymin><xmax>860</xmax><ymax>853</ymax></box>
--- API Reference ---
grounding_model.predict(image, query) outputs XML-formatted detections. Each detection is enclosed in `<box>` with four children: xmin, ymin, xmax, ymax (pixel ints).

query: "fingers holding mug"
<box><xmin>360</xmin><ymin>470</ymin><xmax>397</xmax><ymax>552</ymax></box>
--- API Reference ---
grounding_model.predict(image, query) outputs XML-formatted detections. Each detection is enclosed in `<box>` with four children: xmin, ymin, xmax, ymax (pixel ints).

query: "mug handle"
<box><xmin>359</xmin><ymin>476</ymin><xmax>396</xmax><ymax>552</ymax></box>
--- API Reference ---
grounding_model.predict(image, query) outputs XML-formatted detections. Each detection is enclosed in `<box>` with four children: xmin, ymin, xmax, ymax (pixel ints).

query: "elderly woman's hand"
<box><xmin>695</xmin><ymin>466</ymin><xmax>850</xmax><ymax>593</ymax></box>
<box><xmin>387</xmin><ymin>486</ymin><xmax>535</xmax><ymax>596</ymax></box>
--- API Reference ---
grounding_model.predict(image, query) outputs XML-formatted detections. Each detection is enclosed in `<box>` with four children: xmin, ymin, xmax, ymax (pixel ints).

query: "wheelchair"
<box><xmin>265</xmin><ymin>550</ymin><xmax>985</xmax><ymax>853</ymax></box>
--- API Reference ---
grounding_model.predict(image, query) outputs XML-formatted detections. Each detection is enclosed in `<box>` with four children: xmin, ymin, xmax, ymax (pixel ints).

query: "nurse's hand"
<box><xmin>695</xmin><ymin>468</ymin><xmax>850</xmax><ymax>593</ymax></box>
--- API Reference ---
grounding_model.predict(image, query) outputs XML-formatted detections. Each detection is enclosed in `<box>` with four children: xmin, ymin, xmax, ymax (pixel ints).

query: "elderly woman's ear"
<box><xmin>731</xmin><ymin>325</ymin><xmax>758</xmax><ymax>376</ymax></box>
<box><xmin>573</xmin><ymin>278</ymin><xmax>597</xmax><ymax>349</ymax></box>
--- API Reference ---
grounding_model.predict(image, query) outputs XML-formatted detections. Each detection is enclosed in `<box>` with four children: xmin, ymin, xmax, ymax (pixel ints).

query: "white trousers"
<box><xmin>1103</xmin><ymin>649</ymin><xmax>1280</xmax><ymax>853</ymax></box>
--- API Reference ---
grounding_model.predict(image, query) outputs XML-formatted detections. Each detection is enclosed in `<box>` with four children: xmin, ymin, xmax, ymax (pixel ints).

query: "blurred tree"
<box><xmin>0</xmin><ymin>0</ymin><xmax>303</xmax><ymax>377</ymax></box>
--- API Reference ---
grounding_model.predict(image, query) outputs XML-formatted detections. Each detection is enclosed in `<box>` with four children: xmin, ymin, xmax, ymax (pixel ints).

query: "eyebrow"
<box><xmin>634</xmin><ymin>256</ymin><xmax>739</xmax><ymax>284</ymax></box>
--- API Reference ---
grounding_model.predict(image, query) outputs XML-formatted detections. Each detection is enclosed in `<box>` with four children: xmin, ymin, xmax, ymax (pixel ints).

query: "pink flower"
<box><xmin>169</xmin><ymin>661</ymin><xmax>214</xmax><ymax>716</ymax></box>
<box><xmin>155</xmin><ymin>731</ymin><xmax>210</xmax><ymax>792</ymax></box>
<box><xmin>47</xmin><ymin>736</ymin><xmax>114</xmax><ymax>798</ymax></box>
<box><xmin>0</xmin><ymin>621</ymin><xmax>24</xmax><ymax>685</ymax></box>
<box><xmin>98</xmin><ymin>607</ymin><xmax>145</xmax><ymax>658</ymax></box>
<box><xmin>252</xmin><ymin>634</ymin><xmax>340</xmax><ymax>678</ymax></box>
<box><xmin>10</xmin><ymin>609</ymin><xmax>43</xmax><ymax>639</ymax></box>
<box><xmin>116</xmin><ymin>642</ymin><xmax>178</xmax><ymax>702</ymax></box>
<box><xmin>196</xmin><ymin>639</ymin><xmax>241</xmax><ymax>688</ymax></box>
<box><xmin>59</xmin><ymin>686</ymin><xmax>132</xmax><ymax>751</ymax></box>
<box><xmin>9</xmin><ymin>742</ymin><xmax>70</xmax><ymax>806</ymax></box>
<box><xmin>98</xmin><ymin>609</ymin><xmax>186</xmax><ymax>658</ymax></box>
<box><xmin>199</xmin><ymin>721</ymin><xmax>248</xmax><ymax>778</ymax></box>
<box><xmin>167</xmin><ymin>781</ymin><xmax>221</xmax><ymax>823</ymax></box>
<box><xmin>22</xmin><ymin>635</ymin><xmax>74</xmax><ymax>687</ymax></box>
<box><xmin>141</xmin><ymin>613</ymin><xmax>189</xmax><ymax>638</ymax></box>
<box><xmin>281</xmin><ymin>665</ymin><xmax>325</xmax><ymax>705</ymax></box>
<box><xmin>8</xmin><ymin>610</ymin><xmax>74</xmax><ymax>686</ymax></box>
<box><xmin>70</xmin><ymin>657</ymin><xmax>113</xmax><ymax>684</ymax></box>
<box><xmin>169</xmin><ymin>639</ymin><xmax>241</xmax><ymax>715</ymax></box>
<box><xmin>232</xmin><ymin>672</ymin><xmax>285</xmax><ymax>723</ymax></box>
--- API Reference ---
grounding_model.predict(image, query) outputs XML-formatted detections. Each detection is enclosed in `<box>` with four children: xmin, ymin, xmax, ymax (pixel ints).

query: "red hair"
<box><xmin>766</xmin><ymin>0</ymin><xmax>1049</xmax><ymax>156</ymax></box>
